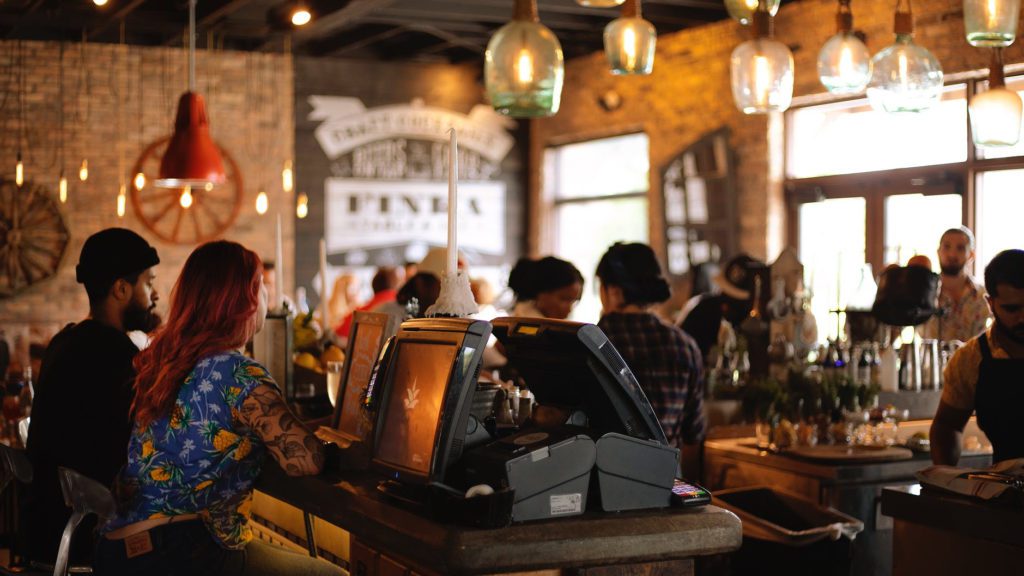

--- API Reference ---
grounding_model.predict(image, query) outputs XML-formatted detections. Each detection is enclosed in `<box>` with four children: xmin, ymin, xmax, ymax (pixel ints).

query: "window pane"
<box><xmin>548</xmin><ymin>133</ymin><xmax>649</xmax><ymax>199</ymax></box>
<box><xmin>884</xmin><ymin>193</ymin><xmax>963</xmax><ymax>271</ymax></box>
<box><xmin>976</xmin><ymin>170</ymin><xmax>1024</xmax><ymax>271</ymax></box>
<box><xmin>976</xmin><ymin>75</ymin><xmax>1024</xmax><ymax>159</ymax></box>
<box><xmin>787</xmin><ymin>85</ymin><xmax>968</xmax><ymax>179</ymax></box>
<box><xmin>800</xmin><ymin>197</ymin><xmax>867</xmax><ymax>343</ymax></box>
<box><xmin>555</xmin><ymin>197</ymin><xmax>649</xmax><ymax>323</ymax></box>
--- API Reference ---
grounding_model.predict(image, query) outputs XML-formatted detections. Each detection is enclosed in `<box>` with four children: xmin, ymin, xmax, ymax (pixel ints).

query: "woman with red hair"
<box><xmin>96</xmin><ymin>241</ymin><xmax>342</xmax><ymax>576</ymax></box>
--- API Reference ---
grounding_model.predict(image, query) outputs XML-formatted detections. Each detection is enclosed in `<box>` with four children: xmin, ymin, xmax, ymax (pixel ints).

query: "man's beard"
<box><xmin>940</xmin><ymin>263</ymin><xmax>964</xmax><ymax>276</ymax></box>
<box><xmin>124</xmin><ymin>304</ymin><xmax>162</xmax><ymax>333</ymax></box>
<box><xmin>994</xmin><ymin>316</ymin><xmax>1024</xmax><ymax>344</ymax></box>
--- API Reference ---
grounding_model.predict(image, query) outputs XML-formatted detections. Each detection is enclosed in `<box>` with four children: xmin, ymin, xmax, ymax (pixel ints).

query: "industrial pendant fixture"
<box><xmin>970</xmin><ymin>48</ymin><xmax>1022</xmax><ymax>147</ymax></box>
<box><xmin>730</xmin><ymin>2</ymin><xmax>793</xmax><ymax>114</ymax></box>
<box><xmin>485</xmin><ymin>0</ymin><xmax>564</xmax><ymax>118</ymax></box>
<box><xmin>155</xmin><ymin>0</ymin><xmax>226</xmax><ymax>188</ymax></box>
<box><xmin>964</xmin><ymin>0</ymin><xmax>1020</xmax><ymax>46</ymax></box>
<box><xmin>604</xmin><ymin>0</ymin><xmax>657</xmax><ymax>75</ymax></box>
<box><xmin>725</xmin><ymin>0</ymin><xmax>780</xmax><ymax>26</ymax></box>
<box><xmin>818</xmin><ymin>0</ymin><xmax>872</xmax><ymax>94</ymax></box>
<box><xmin>866</xmin><ymin>0</ymin><xmax>943</xmax><ymax>114</ymax></box>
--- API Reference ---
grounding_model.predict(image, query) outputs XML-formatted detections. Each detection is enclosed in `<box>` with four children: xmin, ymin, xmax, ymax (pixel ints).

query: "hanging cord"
<box><xmin>59</xmin><ymin>42</ymin><xmax>65</xmax><ymax>175</ymax></box>
<box><xmin>189</xmin><ymin>0</ymin><xmax>196</xmax><ymax>93</ymax></box>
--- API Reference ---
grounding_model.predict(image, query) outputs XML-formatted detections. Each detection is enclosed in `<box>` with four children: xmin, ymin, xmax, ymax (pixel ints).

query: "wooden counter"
<box><xmin>881</xmin><ymin>484</ymin><xmax>1024</xmax><ymax>576</ymax></box>
<box><xmin>255</xmin><ymin>464</ymin><xmax>742</xmax><ymax>576</ymax></box>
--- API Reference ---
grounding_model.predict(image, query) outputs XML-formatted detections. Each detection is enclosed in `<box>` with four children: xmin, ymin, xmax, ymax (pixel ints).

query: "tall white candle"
<box><xmin>447</xmin><ymin>128</ymin><xmax>458</xmax><ymax>276</ymax></box>
<box><xmin>319</xmin><ymin>238</ymin><xmax>330</xmax><ymax>331</ymax></box>
<box><xmin>275</xmin><ymin>213</ymin><xmax>284</xmax><ymax>310</ymax></box>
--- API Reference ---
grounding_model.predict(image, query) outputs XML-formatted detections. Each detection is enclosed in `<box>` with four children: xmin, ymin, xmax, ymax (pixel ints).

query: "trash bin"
<box><xmin>713</xmin><ymin>486</ymin><xmax>864</xmax><ymax>576</ymax></box>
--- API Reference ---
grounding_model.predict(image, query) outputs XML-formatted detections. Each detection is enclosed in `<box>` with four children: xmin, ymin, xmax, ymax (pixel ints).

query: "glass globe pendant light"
<box><xmin>964</xmin><ymin>0</ymin><xmax>1020</xmax><ymax>47</ymax></box>
<box><xmin>604</xmin><ymin>0</ymin><xmax>657</xmax><ymax>75</ymax></box>
<box><xmin>818</xmin><ymin>0</ymin><xmax>872</xmax><ymax>94</ymax></box>
<box><xmin>866</xmin><ymin>1</ymin><xmax>943</xmax><ymax>113</ymax></box>
<box><xmin>970</xmin><ymin>48</ymin><xmax>1022</xmax><ymax>147</ymax></box>
<box><xmin>576</xmin><ymin>0</ymin><xmax>625</xmax><ymax>6</ymax></box>
<box><xmin>485</xmin><ymin>0</ymin><xmax>565</xmax><ymax>118</ymax></box>
<box><xmin>725</xmin><ymin>0</ymin><xmax>780</xmax><ymax>26</ymax></box>
<box><xmin>730</xmin><ymin>3</ymin><xmax>794</xmax><ymax>114</ymax></box>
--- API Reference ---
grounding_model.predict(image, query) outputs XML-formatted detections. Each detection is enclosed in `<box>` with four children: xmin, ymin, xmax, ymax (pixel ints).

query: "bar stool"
<box><xmin>52</xmin><ymin>467</ymin><xmax>115</xmax><ymax>576</ymax></box>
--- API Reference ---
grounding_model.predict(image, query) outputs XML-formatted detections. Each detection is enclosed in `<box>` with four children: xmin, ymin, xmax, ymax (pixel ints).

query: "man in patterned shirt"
<box><xmin>919</xmin><ymin>226</ymin><xmax>991</xmax><ymax>343</ymax></box>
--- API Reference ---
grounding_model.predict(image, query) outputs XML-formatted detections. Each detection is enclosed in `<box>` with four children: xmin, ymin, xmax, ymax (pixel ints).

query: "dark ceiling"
<box><xmin>1</xmin><ymin>0</ymin><xmax>741</xmax><ymax>62</ymax></box>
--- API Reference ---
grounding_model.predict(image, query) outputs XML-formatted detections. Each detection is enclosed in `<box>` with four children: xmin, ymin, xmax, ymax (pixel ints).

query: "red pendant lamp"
<box><xmin>155</xmin><ymin>0</ymin><xmax>225</xmax><ymax>188</ymax></box>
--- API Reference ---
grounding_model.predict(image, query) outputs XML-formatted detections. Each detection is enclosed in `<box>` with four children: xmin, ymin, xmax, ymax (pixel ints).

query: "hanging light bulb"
<box><xmin>117</xmin><ymin>185</ymin><xmax>126</xmax><ymax>218</ymax></box>
<box><xmin>970</xmin><ymin>48</ymin><xmax>1022</xmax><ymax>147</ymax></box>
<box><xmin>575</xmin><ymin>0</ymin><xmax>625</xmax><ymax>6</ymax></box>
<box><xmin>818</xmin><ymin>0</ymin><xmax>872</xmax><ymax>94</ymax></box>
<box><xmin>866</xmin><ymin>1</ymin><xmax>943</xmax><ymax>114</ymax></box>
<box><xmin>282</xmin><ymin>160</ymin><xmax>294</xmax><ymax>193</ymax></box>
<box><xmin>180</xmin><ymin>185</ymin><xmax>194</xmax><ymax>209</ymax></box>
<box><xmin>964</xmin><ymin>0</ymin><xmax>1020</xmax><ymax>46</ymax></box>
<box><xmin>79</xmin><ymin>159</ymin><xmax>89</xmax><ymax>182</ymax></box>
<box><xmin>256</xmin><ymin>190</ymin><xmax>269</xmax><ymax>215</ymax></box>
<box><xmin>604</xmin><ymin>0</ymin><xmax>657</xmax><ymax>75</ymax></box>
<box><xmin>296</xmin><ymin>192</ymin><xmax>309</xmax><ymax>219</ymax></box>
<box><xmin>59</xmin><ymin>172</ymin><xmax>68</xmax><ymax>203</ymax></box>
<box><xmin>730</xmin><ymin>4</ymin><xmax>793</xmax><ymax>114</ymax></box>
<box><xmin>725</xmin><ymin>0</ymin><xmax>780</xmax><ymax>26</ymax></box>
<box><xmin>134</xmin><ymin>171</ymin><xmax>146</xmax><ymax>190</ymax></box>
<box><xmin>15</xmin><ymin>152</ymin><xmax>23</xmax><ymax>187</ymax></box>
<box><xmin>485</xmin><ymin>0</ymin><xmax>565</xmax><ymax>118</ymax></box>
<box><xmin>93</xmin><ymin>0</ymin><xmax>109</xmax><ymax>6</ymax></box>
<box><xmin>291</xmin><ymin>2</ymin><xmax>312</xmax><ymax>26</ymax></box>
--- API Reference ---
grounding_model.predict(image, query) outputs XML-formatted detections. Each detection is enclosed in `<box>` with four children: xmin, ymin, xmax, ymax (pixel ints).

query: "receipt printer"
<box><xmin>459</xmin><ymin>426</ymin><xmax>596</xmax><ymax>522</ymax></box>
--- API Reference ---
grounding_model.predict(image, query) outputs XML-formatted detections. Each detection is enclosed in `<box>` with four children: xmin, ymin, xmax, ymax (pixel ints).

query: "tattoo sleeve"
<box><xmin>239</xmin><ymin>384</ymin><xmax>324</xmax><ymax>476</ymax></box>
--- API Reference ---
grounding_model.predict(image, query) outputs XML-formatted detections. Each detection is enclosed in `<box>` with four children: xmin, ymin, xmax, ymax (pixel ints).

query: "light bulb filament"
<box><xmin>516</xmin><ymin>49</ymin><xmax>535</xmax><ymax>86</ymax></box>
<box><xmin>134</xmin><ymin>172</ymin><xmax>146</xmax><ymax>191</ymax></box>
<box><xmin>59</xmin><ymin>175</ymin><xmax>68</xmax><ymax>203</ymax></box>
<box><xmin>898</xmin><ymin>51</ymin><xmax>909</xmax><ymax>90</ymax></box>
<box><xmin>180</xmin><ymin>186</ymin><xmax>194</xmax><ymax>209</ymax></box>
<box><xmin>754</xmin><ymin>54</ymin><xmax>771</xmax><ymax>106</ymax></box>
<box><xmin>79</xmin><ymin>159</ymin><xmax>89</xmax><ymax>182</ymax></box>
<box><xmin>15</xmin><ymin>159</ymin><xmax>24</xmax><ymax>187</ymax></box>
<box><xmin>256</xmin><ymin>190</ymin><xmax>268</xmax><ymax>215</ymax></box>
<box><xmin>296</xmin><ymin>192</ymin><xmax>309</xmax><ymax>219</ymax></box>
<box><xmin>623</xmin><ymin>26</ymin><xmax>638</xmax><ymax>71</ymax></box>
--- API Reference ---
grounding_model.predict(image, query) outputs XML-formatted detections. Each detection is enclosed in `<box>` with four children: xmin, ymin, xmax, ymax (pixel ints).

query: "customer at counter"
<box><xmin>595</xmin><ymin>243</ymin><xmax>705</xmax><ymax>478</ymax></box>
<box><xmin>679</xmin><ymin>254</ymin><xmax>762</xmax><ymax>361</ymax></box>
<box><xmin>508</xmin><ymin>256</ymin><xmax>584</xmax><ymax>320</ymax></box>
<box><xmin>931</xmin><ymin>249</ymin><xmax>1024</xmax><ymax>466</ymax></box>
<box><xmin>920</xmin><ymin>226</ymin><xmax>991</xmax><ymax>343</ymax></box>
<box><xmin>97</xmin><ymin>241</ymin><xmax>341</xmax><ymax>576</ymax></box>
<box><xmin>26</xmin><ymin>228</ymin><xmax>161</xmax><ymax>566</ymax></box>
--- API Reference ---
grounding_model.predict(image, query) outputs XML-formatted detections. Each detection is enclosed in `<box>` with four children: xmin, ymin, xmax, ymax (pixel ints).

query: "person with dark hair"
<box><xmin>335</xmin><ymin>267</ymin><xmax>402</xmax><ymax>339</ymax></box>
<box><xmin>920</xmin><ymin>226</ymin><xmax>990</xmax><ymax>342</ymax></box>
<box><xmin>96</xmin><ymin>241</ymin><xmax>341</xmax><ymax>576</ymax></box>
<box><xmin>680</xmin><ymin>254</ymin><xmax>763</xmax><ymax>361</ymax></box>
<box><xmin>25</xmin><ymin>227</ymin><xmax>161</xmax><ymax>566</ymax></box>
<box><xmin>595</xmin><ymin>243</ymin><xmax>705</xmax><ymax>478</ymax></box>
<box><xmin>931</xmin><ymin>249</ymin><xmax>1024</xmax><ymax>466</ymax></box>
<box><xmin>508</xmin><ymin>256</ymin><xmax>584</xmax><ymax>320</ymax></box>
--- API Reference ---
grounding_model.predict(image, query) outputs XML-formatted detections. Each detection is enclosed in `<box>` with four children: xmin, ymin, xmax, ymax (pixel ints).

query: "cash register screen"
<box><xmin>374</xmin><ymin>341</ymin><xmax>458</xmax><ymax>476</ymax></box>
<box><xmin>335</xmin><ymin>321</ymin><xmax>385</xmax><ymax>440</ymax></box>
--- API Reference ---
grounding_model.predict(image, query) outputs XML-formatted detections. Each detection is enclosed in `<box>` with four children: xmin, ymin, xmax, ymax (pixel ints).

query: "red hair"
<box><xmin>133</xmin><ymin>240</ymin><xmax>263</xmax><ymax>428</ymax></box>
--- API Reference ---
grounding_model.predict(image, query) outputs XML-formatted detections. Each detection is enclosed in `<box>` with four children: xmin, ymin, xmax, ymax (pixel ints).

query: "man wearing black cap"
<box><xmin>25</xmin><ymin>227</ymin><xmax>160</xmax><ymax>566</ymax></box>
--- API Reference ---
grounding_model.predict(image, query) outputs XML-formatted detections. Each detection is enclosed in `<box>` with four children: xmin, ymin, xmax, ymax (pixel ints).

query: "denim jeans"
<box><xmin>94</xmin><ymin>520</ymin><xmax>344</xmax><ymax>576</ymax></box>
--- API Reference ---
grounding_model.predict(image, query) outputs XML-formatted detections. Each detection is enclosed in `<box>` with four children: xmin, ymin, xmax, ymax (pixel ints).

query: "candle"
<box><xmin>447</xmin><ymin>128</ymin><xmax>458</xmax><ymax>276</ymax></box>
<box><xmin>319</xmin><ymin>238</ymin><xmax>330</xmax><ymax>331</ymax></box>
<box><xmin>275</xmin><ymin>213</ymin><xmax>284</xmax><ymax>310</ymax></box>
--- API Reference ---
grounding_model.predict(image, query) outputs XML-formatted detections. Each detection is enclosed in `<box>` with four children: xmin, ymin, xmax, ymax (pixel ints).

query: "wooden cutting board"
<box><xmin>786</xmin><ymin>445</ymin><xmax>915</xmax><ymax>463</ymax></box>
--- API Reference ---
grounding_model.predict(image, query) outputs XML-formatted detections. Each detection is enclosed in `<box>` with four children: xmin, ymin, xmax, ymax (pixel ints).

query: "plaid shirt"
<box><xmin>598</xmin><ymin>312</ymin><xmax>706</xmax><ymax>447</ymax></box>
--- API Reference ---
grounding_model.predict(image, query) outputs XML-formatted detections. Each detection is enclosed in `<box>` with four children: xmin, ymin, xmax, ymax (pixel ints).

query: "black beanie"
<box><xmin>76</xmin><ymin>228</ymin><xmax>160</xmax><ymax>285</ymax></box>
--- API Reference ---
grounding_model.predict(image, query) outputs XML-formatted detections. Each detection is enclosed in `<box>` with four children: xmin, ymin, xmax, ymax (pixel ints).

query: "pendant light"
<box><xmin>970</xmin><ymin>48</ymin><xmax>1022</xmax><ymax>147</ymax></box>
<box><xmin>730</xmin><ymin>3</ymin><xmax>793</xmax><ymax>114</ymax></box>
<box><xmin>604</xmin><ymin>0</ymin><xmax>657</xmax><ymax>75</ymax></box>
<box><xmin>818</xmin><ymin>0</ymin><xmax>872</xmax><ymax>94</ymax></box>
<box><xmin>964</xmin><ymin>0</ymin><xmax>1020</xmax><ymax>46</ymax></box>
<box><xmin>575</xmin><ymin>0</ymin><xmax>625</xmax><ymax>6</ymax></box>
<box><xmin>725</xmin><ymin>0</ymin><xmax>780</xmax><ymax>26</ymax></box>
<box><xmin>485</xmin><ymin>0</ymin><xmax>564</xmax><ymax>118</ymax></box>
<box><xmin>155</xmin><ymin>0</ymin><xmax>226</xmax><ymax>188</ymax></box>
<box><xmin>866</xmin><ymin>0</ymin><xmax>943</xmax><ymax>114</ymax></box>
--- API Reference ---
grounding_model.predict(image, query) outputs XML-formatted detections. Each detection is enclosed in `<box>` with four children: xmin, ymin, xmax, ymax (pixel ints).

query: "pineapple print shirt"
<box><xmin>104</xmin><ymin>352</ymin><xmax>272</xmax><ymax>549</ymax></box>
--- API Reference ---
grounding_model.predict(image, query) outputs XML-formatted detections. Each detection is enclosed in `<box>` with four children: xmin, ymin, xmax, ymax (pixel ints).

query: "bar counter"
<box><xmin>255</xmin><ymin>463</ymin><xmax>742</xmax><ymax>575</ymax></box>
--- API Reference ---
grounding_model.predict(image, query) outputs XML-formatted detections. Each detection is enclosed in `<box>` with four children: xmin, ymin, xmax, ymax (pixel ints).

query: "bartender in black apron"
<box><xmin>931</xmin><ymin>249</ymin><xmax>1024</xmax><ymax>465</ymax></box>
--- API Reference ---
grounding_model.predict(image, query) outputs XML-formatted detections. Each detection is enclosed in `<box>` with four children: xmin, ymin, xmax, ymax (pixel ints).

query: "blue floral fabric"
<box><xmin>104</xmin><ymin>352</ymin><xmax>276</xmax><ymax>549</ymax></box>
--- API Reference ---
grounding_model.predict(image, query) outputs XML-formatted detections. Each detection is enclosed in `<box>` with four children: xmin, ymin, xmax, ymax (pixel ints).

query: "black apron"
<box><xmin>974</xmin><ymin>334</ymin><xmax>1024</xmax><ymax>463</ymax></box>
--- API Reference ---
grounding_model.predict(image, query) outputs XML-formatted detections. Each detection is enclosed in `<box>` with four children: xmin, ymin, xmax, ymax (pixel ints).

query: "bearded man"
<box><xmin>25</xmin><ymin>228</ymin><xmax>161</xmax><ymax>566</ymax></box>
<box><xmin>920</xmin><ymin>226</ymin><xmax>991</xmax><ymax>343</ymax></box>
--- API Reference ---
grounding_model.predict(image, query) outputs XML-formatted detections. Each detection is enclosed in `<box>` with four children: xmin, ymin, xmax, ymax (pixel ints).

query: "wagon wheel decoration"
<box><xmin>130</xmin><ymin>137</ymin><xmax>244</xmax><ymax>245</ymax></box>
<box><xmin>0</xmin><ymin>180</ymin><xmax>70</xmax><ymax>298</ymax></box>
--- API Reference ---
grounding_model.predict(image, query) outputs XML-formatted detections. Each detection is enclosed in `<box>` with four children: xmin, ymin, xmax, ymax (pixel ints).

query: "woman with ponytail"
<box><xmin>97</xmin><ymin>241</ymin><xmax>342</xmax><ymax>576</ymax></box>
<box><xmin>508</xmin><ymin>256</ymin><xmax>584</xmax><ymax>320</ymax></box>
<box><xmin>595</xmin><ymin>243</ymin><xmax>706</xmax><ymax>478</ymax></box>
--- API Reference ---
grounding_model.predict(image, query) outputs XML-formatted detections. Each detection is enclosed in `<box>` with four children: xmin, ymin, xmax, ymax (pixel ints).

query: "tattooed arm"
<box><xmin>238</xmin><ymin>384</ymin><xmax>324</xmax><ymax>476</ymax></box>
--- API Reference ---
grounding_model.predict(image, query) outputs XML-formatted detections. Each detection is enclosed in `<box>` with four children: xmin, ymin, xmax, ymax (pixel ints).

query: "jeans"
<box><xmin>94</xmin><ymin>519</ymin><xmax>345</xmax><ymax>576</ymax></box>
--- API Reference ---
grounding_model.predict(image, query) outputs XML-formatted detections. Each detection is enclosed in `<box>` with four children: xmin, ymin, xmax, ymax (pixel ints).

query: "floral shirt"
<box><xmin>104</xmin><ymin>352</ymin><xmax>274</xmax><ymax>549</ymax></box>
<box><xmin>919</xmin><ymin>276</ymin><xmax>991</xmax><ymax>343</ymax></box>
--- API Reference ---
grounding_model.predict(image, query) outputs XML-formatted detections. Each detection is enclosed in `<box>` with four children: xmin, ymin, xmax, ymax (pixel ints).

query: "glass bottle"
<box><xmin>970</xmin><ymin>48</ymin><xmax>1022</xmax><ymax>148</ymax></box>
<box><xmin>866</xmin><ymin>8</ymin><xmax>943</xmax><ymax>114</ymax></box>
<box><xmin>964</xmin><ymin>0</ymin><xmax>1020</xmax><ymax>47</ymax></box>
<box><xmin>730</xmin><ymin>8</ymin><xmax>793</xmax><ymax>114</ymax></box>
<box><xmin>604</xmin><ymin>0</ymin><xmax>657</xmax><ymax>75</ymax></box>
<box><xmin>818</xmin><ymin>0</ymin><xmax>872</xmax><ymax>95</ymax></box>
<box><xmin>485</xmin><ymin>0</ymin><xmax>565</xmax><ymax>118</ymax></box>
<box><xmin>725</xmin><ymin>0</ymin><xmax>780</xmax><ymax>26</ymax></box>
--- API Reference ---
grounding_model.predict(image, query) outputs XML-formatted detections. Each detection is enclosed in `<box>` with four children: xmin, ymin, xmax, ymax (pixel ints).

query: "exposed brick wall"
<box><xmin>0</xmin><ymin>40</ymin><xmax>293</xmax><ymax>365</ymax></box>
<box><xmin>531</xmin><ymin>0</ymin><xmax>1019</xmax><ymax>262</ymax></box>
